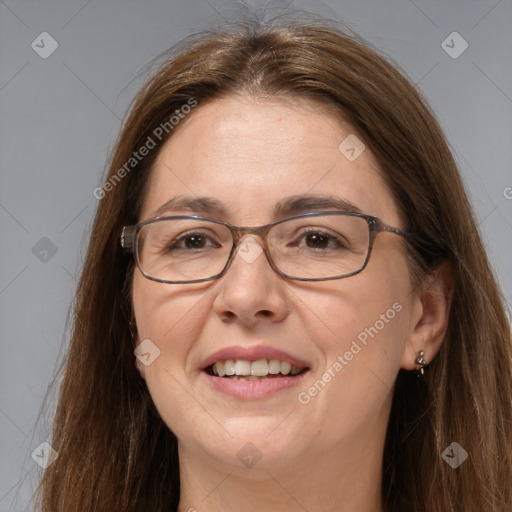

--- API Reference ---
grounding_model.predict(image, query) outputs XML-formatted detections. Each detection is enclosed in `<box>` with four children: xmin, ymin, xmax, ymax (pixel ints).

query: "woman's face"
<box><xmin>132</xmin><ymin>95</ymin><xmax>421</xmax><ymax>472</ymax></box>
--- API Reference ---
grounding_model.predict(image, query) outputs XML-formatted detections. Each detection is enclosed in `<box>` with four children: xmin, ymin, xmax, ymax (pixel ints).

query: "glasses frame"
<box><xmin>121</xmin><ymin>211</ymin><xmax>411</xmax><ymax>284</ymax></box>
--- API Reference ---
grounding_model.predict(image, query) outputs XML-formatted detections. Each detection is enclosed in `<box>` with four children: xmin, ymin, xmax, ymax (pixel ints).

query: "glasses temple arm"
<box><xmin>121</xmin><ymin>226</ymin><xmax>136</xmax><ymax>251</ymax></box>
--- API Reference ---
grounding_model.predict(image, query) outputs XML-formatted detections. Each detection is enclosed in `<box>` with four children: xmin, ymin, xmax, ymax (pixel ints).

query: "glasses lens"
<box><xmin>268</xmin><ymin>214</ymin><xmax>370</xmax><ymax>279</ymax></box>
<box><xmin>137</xmin><ymin>218</ymin><xmax>232</xmax><ymax>282</ymax></box>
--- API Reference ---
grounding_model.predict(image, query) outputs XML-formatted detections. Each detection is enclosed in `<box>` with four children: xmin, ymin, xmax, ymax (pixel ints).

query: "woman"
<box><xmin>34</xmin><ymin>17</ymin><xmax>512</xmax><ymax>512</ymax></box>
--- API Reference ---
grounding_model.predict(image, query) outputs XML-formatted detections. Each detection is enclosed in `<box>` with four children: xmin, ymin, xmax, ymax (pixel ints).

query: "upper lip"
<box><xmin>200</xmin><ymin>345</ymin><xmax>310</xmax><ymax>371</ymax></box>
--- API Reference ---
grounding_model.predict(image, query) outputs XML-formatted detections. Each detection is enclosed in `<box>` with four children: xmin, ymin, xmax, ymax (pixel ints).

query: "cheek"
<box><xmin>131</xmin><ymin>273</ymin><xmax>211</xmax><ymax>366</ymax></box>
<box><xmin>134</xmin><ymin>269</ymin><xmax>199</xmax><ymax>330</ymax></box>
<box><xmin>131</xmin><ymin>274</ymin><xmax>215</xmax><ymax>431</ymax></box>
<box><xmin>288</xmin><ymin>272</ymin><xmax>411</xmax><ymax>448</ymax></box>
<box><xmin>308</xmin><ymin>256</ymin><xmax>412</xmax><ymax>375</ymax></box>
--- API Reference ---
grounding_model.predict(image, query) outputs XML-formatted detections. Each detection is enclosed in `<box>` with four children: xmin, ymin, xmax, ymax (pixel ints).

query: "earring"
<box><xmin>415</xmin><ymin>350</ymin><xmax>427</xmax><ymax>375</ymax></box>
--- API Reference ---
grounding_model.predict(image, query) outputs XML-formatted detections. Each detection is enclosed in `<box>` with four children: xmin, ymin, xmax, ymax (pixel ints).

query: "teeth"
<box><xmin>210</xmin><ymin>359</ymin><xmax>305</xmax><ymax>378</ymax></box>
<box><xmin>280</xmin><ymin>361</ymin><xmax>291</xmax><ymax>375</ymax></box>
<box><xmin>216</xmin><ymin>361</ymin><xmax>225</xmax><ymax>377</ymax></box>
<box><xmin>224</xmin><ymin>360</ymin><xmax>235</xmax><ymax>376</ymax></box>
<box><xmin>290</xmin><ymin>366</ymin><xmax>302</xmax><ymax>375</ymax></box>
<box><xmin>250</xmin><ymin>359</ymin><xmax>268</xmax><ymax>376</ymax></box>
<box><xmin>235</xmin><ymin>359</ymin><xmax>251</xmax><ymax>376</ymax></box>
<box><xmin>268</xmin><ymin>359</ymin><xmax>281</xmax><ymax>374</ymax></box>
<box><xmin>225</xmin><ymin>376</ymin><xmax>271</xmax><ymax>381</ymax></box>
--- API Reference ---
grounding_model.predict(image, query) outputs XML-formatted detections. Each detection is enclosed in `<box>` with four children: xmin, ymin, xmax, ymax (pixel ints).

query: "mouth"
<box><xmin>200</xmin><ymin>346</ymin><xmax>311</xmax><ymax>399</ymax></box>
<box><xmin>205</xmin><ymin>358</ymin><xmax>309</xmax><ymax>380</ymax></box>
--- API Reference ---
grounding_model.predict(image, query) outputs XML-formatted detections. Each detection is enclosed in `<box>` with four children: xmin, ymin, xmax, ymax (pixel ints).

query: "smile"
<box><xmin>207</xmin><ymin>358</ymin><xmax>306</xmax><ymax>379</ymax></box>
<box><xmin>200</xmin><ymin>345</ymin><xmax>311</xmax><ymax>398</ymax></box>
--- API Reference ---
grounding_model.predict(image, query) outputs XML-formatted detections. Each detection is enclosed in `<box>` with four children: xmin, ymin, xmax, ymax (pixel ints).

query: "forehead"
<box><xmin>139</xmin><ymin>95</ymin><xmax>402</xmax><ymax>227</ymax></box>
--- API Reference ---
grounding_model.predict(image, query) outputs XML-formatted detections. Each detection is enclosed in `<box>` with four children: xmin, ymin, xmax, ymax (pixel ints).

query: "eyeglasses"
<box><xmin>121</xmin><ymin>211</ymin><xmax>410</xmax><ymax>284</ymax></box>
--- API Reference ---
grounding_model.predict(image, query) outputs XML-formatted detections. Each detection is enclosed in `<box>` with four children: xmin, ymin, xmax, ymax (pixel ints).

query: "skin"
<box><xmin>132</xmin><ymin>95</ymin><xmax>453</xmax><ymax>512</ymax></box>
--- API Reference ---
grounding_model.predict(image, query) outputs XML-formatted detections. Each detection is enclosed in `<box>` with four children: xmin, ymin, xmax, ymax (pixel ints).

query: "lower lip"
<box><xmin>201</xmin><ymin>370</ymin><xmax>309</xmax><ymax>399</ymax></box>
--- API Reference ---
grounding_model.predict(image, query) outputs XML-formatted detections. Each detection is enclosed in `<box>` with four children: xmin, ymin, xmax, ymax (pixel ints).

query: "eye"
<box><xmin>294</xmin><ymin>228</ymin><xmax>347</xmax><ymax>250</ymax></box>
<box><xmin>167</xmin><ymin>231</ymin><xmax>221</xmax><ymax>251</ymax></box>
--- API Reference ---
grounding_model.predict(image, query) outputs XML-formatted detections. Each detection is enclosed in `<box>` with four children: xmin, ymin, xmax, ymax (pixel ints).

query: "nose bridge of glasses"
<box><xmin>231</xmin><ymin>224</ymin><xmax>271</xmax><ymax>248</ymax></box>
<box><xmin>226</xmin><ymin>225</ymin><xmax>276</xmax><ymax>273</ymax></box>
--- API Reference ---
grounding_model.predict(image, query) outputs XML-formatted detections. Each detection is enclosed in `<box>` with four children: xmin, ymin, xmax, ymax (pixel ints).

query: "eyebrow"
<box><xmin>151</xmin><ymin>194</ymin><xmax>363</xmax><ymax>220</ymax></box>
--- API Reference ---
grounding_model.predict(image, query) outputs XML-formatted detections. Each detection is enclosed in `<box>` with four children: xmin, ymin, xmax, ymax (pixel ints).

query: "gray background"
<box><xmin>1</xmin><ymin>0</ymin><xmax>511</xmax><ymax>510</ymax></box>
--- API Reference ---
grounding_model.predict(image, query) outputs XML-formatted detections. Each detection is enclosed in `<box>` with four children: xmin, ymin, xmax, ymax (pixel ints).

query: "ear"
<box><xmin>400</xmin><ymin>261</ymin><xmax>455</xmax><ymax>371</ymax></box>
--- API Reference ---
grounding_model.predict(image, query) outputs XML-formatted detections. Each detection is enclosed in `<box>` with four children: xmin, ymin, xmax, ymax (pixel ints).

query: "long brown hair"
<box><xmin>33</xmin><ymin>17</ymin><xmax>512</xmax><ymax>512</ymax></box>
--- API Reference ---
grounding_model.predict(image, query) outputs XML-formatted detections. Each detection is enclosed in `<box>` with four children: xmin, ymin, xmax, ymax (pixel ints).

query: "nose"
<box><xmin>212</xmin><ymin>236</ymin><xmax>289</xmax><ymax>326</ymax></box>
